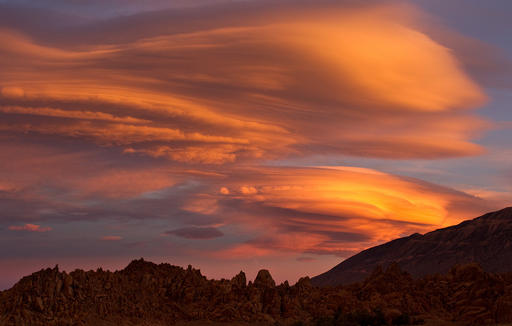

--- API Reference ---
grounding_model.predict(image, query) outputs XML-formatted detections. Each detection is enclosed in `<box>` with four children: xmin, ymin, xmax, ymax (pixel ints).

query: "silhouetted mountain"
<box><xmin>312</xmin><ymin>207</ymin><xmax>512</xmax><ymax>286</ymax></box>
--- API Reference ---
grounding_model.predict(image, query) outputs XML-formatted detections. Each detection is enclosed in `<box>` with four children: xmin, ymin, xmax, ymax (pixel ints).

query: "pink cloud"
<box><xmin>8</xmin><ymin>224</ymin><xmax>52</xmax><ymax>232</ymax></box>
<box><xmin>101</xmin><ymin>236</ymin><xmax>123</xmax><ymax>241</ymax></box>
<box><xmin>165</xmin><ymin>227</ymin><xmax>224</xmax><ymax>240</ymax></box>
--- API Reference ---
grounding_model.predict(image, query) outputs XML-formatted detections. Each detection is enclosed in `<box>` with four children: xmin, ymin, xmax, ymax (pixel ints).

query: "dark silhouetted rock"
<box><xmin>2</xmin><ymin>259</ymin><xmax>512</xmax><ymax>325</ymax></box>
<box><xmin>254</xmin><ymin>269</ymin><xmax>275</xmax><ymax>288</ymax></box>
<box><xmin>231</xmin><ymin>271</ymin><xmax>247</xmax><ymax>288</ymax></box>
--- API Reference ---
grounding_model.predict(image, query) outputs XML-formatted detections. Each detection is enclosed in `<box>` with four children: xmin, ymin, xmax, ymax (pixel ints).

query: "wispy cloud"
<box><xmin>0</xmin><ymin>2</ymin><xmax>491</xmax><ymax>165</ymax></box>
<box><xmin>101</xmin><ymin>235</ymin><xmax>122</xmax><ymax>241</ymax></box>
<box><xmin>8</xmin><ymin>224</ymin><xmax>52</xmax><ymax>232</ymax></box>
<box><xmin>165</xmin><ymin>227</ymin><xmax>224</xmax><ymax>239</ymax></box>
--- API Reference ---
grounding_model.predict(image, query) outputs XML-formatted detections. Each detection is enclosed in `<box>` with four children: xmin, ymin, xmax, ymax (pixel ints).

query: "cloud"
<box><xmin>0</xmin><ymin>145</ymin><xmax>497</xmax><ymax>259</ymax></box>
<box><xmin>0</xmin><ymin>105</ymin><xmax>150</xmax><ymax>124</ymax></box>
<box><xmin>207</xmin><ymin>165</ymin><xmax>494</xmax><ymax>258</ymax></box>
<box><xmin>0</xmin><ymin>144</ymin><xmax>504</xmax><ymax>286</ymax></box>
<box><xmin>0</xmin><ymin>2</ymin><xmax>491</xmax><ymax>164</ymax></box>
<box><xmin>0</xmin><ymin>0</ymin><xmax>507</xmax><ymax>288</ymax></box>
<box><xmin>124</xmin><ymin>145</ymin><xmax>238</xmax><ymax>164</ymax></box>
<box><xmin>1</xmin><ymin>87</ymin><xmax>24</xmax><ymax>98</ymax></box>
<box><xmin>166</xmin><ymin>227</ymin><xmax>224</xmax><ymax>240</ymax></box>
<box><xmin>8</xmin><ymin>224</ymin><xmax>51</xmax><ymax>232</ymax></box>
<box><xmin>101</xmin><ymin>235</ymin><xmax>122</xmax><ymax>241</ymax></box>
<box><xmin>0</xmin><ymin>0</ymin><xmax>233</xmax><ymax>19</ymax></box>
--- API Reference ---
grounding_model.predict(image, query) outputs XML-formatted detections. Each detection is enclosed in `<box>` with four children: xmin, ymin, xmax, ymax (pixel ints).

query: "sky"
<box><xmin>0</xmin><ymin>0</ymin><xmax>511</xmax><ymax>289</ymax></box>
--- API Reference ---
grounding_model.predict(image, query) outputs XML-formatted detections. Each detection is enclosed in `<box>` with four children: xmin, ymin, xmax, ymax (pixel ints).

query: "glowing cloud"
<box><xmin>278</xmin><ymin>8</ymin><xmax>485</xmax><ymax>112</ymax></box>
<box><xmin>0</xmin><ymin>3</ymin><xmax>489</xmax><ymax>162</ymax></box>
<box><xmin>0</xmin><ymin>0</ymin><xmax>506</xmax><ymax>289</ymax></box>
<box><xmin>1</xmin><ymin>87</ymin><xmax>25</xmax><ymax>98</ymax></box>
<box><xmin>8</xmin><ymin>224</ymin><xmax>52</xmax><ymax>232</ymax></box>
<box><xmin>207</xmin><ymin>166</ymin><xmax>491</xmax><ymax>258</ymax></box>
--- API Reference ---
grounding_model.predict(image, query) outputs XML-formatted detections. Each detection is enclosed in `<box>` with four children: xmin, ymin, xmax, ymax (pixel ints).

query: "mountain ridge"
<box><xmin>311</xmin><ymin>207</ymin><xmax>512</xmax><ymax>286</ymax></box>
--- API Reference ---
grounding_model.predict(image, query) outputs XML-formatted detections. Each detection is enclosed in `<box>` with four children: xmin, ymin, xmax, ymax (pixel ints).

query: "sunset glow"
<box><xmin>0</xmin><ymin>0</ymin><xmax>510</xmax><ymax>289</ymax></box>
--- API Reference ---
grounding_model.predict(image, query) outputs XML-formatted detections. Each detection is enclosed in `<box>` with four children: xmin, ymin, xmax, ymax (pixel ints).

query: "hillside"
<box><xmin>312</xmin><ymin>207</ymin><xmax>512</xmax><ymax>286</ymax></box>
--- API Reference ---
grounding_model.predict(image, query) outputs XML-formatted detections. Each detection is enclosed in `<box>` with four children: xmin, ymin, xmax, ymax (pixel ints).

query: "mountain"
<box><xmin>312</xmin><ymin>207</ymin><xmax>512</xmax><ymax>287</ymax></box>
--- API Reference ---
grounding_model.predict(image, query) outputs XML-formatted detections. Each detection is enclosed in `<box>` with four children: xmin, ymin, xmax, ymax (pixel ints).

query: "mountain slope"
<box><xmin>312</xmin><ymin>207</ymin><xmax>512</xmax><ymax>286</ymax></box>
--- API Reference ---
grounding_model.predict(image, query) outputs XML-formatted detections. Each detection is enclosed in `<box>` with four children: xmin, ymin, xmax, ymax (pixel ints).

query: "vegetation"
<box><xmin>291</xmin><ymin>308</ymin><xmax>422</xmax><ymax>326</ymax></box>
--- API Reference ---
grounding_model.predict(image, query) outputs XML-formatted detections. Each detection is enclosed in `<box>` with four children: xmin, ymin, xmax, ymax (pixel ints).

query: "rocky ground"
<box><xmin>1</xmin><ymin>259</ymin><xmax>512</xmax><ymax>326</ymax></box>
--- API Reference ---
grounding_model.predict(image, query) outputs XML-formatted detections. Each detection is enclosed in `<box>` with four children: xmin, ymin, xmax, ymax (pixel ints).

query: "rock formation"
<box><xmin>2</xmin><ymin>258</ymin><xmax>512</xmax><ymax>325</ymax></box>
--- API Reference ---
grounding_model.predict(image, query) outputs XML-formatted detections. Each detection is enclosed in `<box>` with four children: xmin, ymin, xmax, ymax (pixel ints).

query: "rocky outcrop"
<box><xmin>254</xmin><ymin>269</ymin><xmax>276</xmax><ymax>288</ymax></box>
<box><xmin>2</xmin><ymin>259</ymin><xmax>512</xmax><ymax>325</ymax></box>
<box><xmin>230</xmin><ymin>271</ymin><xmax>247</xmax><ymax>288</ymax></box>
<box><xmin>312</xmin><ymin>207</ymin><xmax>512</xmax><ymax>286</ymax></box>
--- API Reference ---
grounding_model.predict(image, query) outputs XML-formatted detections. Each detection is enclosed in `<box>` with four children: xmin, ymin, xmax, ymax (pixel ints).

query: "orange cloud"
<box><xmin>0</xmin><ymin>140</ymin><xmax>498</xmax><ymax>262</ymax></box>
<box><xmin>124</xmin><ymin>145</ymin><xmax>238</xmax><ymax>164</ymax></box>
<box><xmin>8</xmin><ymin>224</ymin><xmax>52</xmax><ymax>232</ymax></box>
<box><xmin>0</xmin><ymin>1</ymin><xmax>507</xmax><ymax>290</ymax></box>
<box><xmin>0</xmin><ymin>3</ymin><xmax>490</xmax><ymax>162</ymax></box>
<box><xmin>208</xmin><ymin>166</ymin><xmax>492</xmax><ymax>258</ymax></box>
<box><xmin>0</xmin><ymin>105</ymin><xmax>150</xmax><ymax>124</ymax></box>
<box><xmin>262</xmin><ymin>7</ymin><xmax>485</xmax><ymax>112</ymax></box>
<box><xmin>1</xmin><ymin>87</ymin><xmax>25</xmax><ymax>98</ymax></box>
<box><xmin>0</xmin><ymin>122</ymin><xmax>249</xmax><ymax>146</ymax></box>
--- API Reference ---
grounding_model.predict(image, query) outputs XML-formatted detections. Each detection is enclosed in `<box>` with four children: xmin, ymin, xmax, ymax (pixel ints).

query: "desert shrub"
<box><xmin>315</xmin><ymin>316</ymin><xmax>335</xmax><ymax>326</ymax></box>
<box><xmin>330</xmin><ymin>308</ymin><xmax>386</xmax><ymax>326</ymax></box>
<box><xmin>392</xmin><ymin>313</ymin><xmax>410</xmax><ymax>325</ymax></box>
<box><xmin>314</xmin><ymin>308</ymin><xmax>417</xmax><ymax>326</ymax></box>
